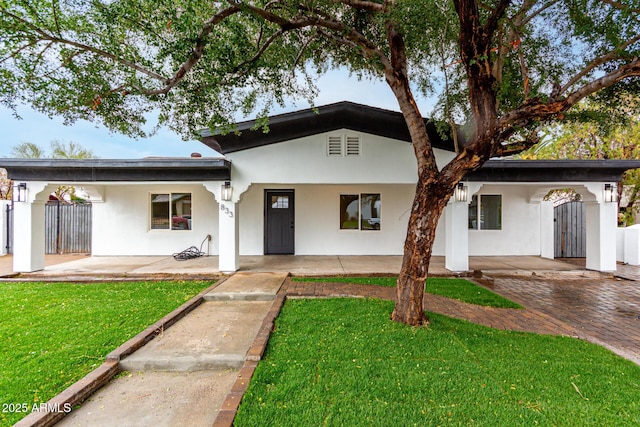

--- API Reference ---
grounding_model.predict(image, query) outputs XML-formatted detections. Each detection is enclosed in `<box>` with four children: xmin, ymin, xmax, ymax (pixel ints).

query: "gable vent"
<box><xmin>327</xmin><ymin>136</ymin><xmax>343</xmax><ymax>156</ymax></box>
<box><xmin>345</xmin><ymin>136</ymin><xmax>361</xmax><ymax>156</ymax></box>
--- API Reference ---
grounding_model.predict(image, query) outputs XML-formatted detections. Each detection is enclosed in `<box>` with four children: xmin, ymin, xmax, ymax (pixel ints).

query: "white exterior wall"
<box><xmin>227</xmin><ymin>131</ymin><xmax>452</xmax><ymax>256</ymax></box>
<box><xmin>92</xmin><ymin>183</ymin><xmax>219</xmax><ymax>256</ymax></box>
<box><xmin>227</xmin><ymin>130</ymin><xmax>456</xmax><ymax>189</ymax></box>
<box><xmin>468</xmin><ymin>184</ymin><xmax>542</xmax><ymax>256</ymax></box>
<box><xmin>237</xmin><ymin>183</ymin><xmax>446</xmax><ymax>256</ymax></box>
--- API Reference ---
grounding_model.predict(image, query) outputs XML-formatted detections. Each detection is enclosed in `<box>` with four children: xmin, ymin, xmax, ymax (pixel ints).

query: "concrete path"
<box><xmin>55</xmin><ymin>272</ymin><xmax>287</xmax><ymax>427</ymax></box>
<box><xmin>0</xmin><ymin>254</ymin><xmax>88</xmax><ymax>277</ymax></box>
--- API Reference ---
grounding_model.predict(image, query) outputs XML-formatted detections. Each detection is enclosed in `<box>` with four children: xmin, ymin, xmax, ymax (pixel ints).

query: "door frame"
<box><xmin>264</xmin><ymin>189</ymin><xmax>295</xmax><ymax>255</ymax></box>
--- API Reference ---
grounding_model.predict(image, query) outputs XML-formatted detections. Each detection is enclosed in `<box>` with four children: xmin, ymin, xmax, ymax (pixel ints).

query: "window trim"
<box><xmin>468</xmin><ymin>194</ymin><xmax>502</xmax><ymax>231</ymax></box>
<box><xmin>150</xmin><ymin>192</ymin><xmax>193</xmax><ymax>231</ymax></box>
<box><xmin>339</xmin><ymin>193</ymin><xmax>381</xmax><ymax>231</ymax></box>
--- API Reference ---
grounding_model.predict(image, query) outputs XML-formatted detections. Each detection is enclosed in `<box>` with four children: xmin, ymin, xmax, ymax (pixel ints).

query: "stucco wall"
<box><xmin>468</xmin><ymin>184</ymin><xmax>542</xmax><ymax>256</ymax></box>
<box><xmin>92</xmin><ymin>183</ymin><xmax>219</xmax><ymax>256</ymax></box>
<box><xmin>237</xmin><ymin>183</ymin><xmax>446</xmax><ymax>256</ymax></box>
<box><xmin>226</xmin><ymin>129</ymin><xmax>456</xmax><ymax>192</ymax></box>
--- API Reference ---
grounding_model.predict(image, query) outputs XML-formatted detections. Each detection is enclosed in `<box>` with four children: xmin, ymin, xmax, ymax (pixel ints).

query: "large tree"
<box><xmin>2</xmin><ymin>1</ymin><xmax>640</xmax><ymax>325</ymax></box>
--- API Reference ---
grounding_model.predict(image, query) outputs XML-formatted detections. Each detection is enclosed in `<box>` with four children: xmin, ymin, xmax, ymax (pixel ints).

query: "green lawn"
<box><xmin>293</xmin><ymin>276</ymin><xmax>522</xmax><ymax>308</ymax></box>
<box><xmin>235</xmin><ymin>298</ymin><xmax>640</xmax><ymax>426</ymax></box>
<box><xmin>0</xmin><ymin>280</ymin><xmax>213</xmax><ymax>426</ymax></box>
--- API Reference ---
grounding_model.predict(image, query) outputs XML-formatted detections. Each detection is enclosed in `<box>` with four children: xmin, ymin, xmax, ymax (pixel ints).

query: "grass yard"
<box><xmin>235</xmin><ymin>298</ymin><xmax>640</xmax><ymax>426</ymax></box>
<box><xmin>0</xmin><ymin>280</ymin><xmax>213</xmax><ymax>426</ymax></box>
<box><xmin>293</xmin><ymin>276</ymin><xmax>522</xmax><ymax>308</ymax></box>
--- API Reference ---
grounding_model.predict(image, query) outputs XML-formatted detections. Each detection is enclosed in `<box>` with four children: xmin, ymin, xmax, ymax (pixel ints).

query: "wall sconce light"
<box><xmin>604</xmin><ymin>183</ymin><xmax>618</xmax><ymax>203</ymax></box>
<box><xmin>12</xmin><ymin>182</ymin><xmax>27</xmax><ymax>203</ymax></box>
<box><xmin>221</xmin><ymin>181</ymin><xmax>233</xmax><ymax>201</ymax></box>
<box><xmin>455</xmin><ymin>182</ymin><xmax>468</xmax><ymax>202</ymax></box>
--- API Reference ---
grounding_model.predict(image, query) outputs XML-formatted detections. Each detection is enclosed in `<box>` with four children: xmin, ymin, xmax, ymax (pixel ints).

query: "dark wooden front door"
<box><xmin>265</xmin><ymin>190</ymin><xmax>295</xmax><ymax>254</ymax></box>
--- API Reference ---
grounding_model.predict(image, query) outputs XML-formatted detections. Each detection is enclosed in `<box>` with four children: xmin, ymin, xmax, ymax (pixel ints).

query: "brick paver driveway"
<box><xmin>486</xmin><ymin>272</ymin><xmax>640</xmax><ymax>365</ymax></box>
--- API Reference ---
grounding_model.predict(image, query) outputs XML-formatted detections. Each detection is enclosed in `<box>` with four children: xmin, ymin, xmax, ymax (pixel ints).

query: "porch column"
<box><xmin>585</xmin><ymin>198</ymin><xmax>618</xmax><ymax>272</ymax></box>
<box><xmin>445</xmin><ymin>199</ymin><xmax>469</xmax><ymax>272</ymax></box>
<box><xmin>218</xmin><ymin>201</ymin><xmax>239</xmax><ymax>273</ymax></box>
<box><xmin>13</xmin><ymin>199</ymin><xmax>46</xmax><ymax>272</ymax></box>
<box><xmin>540</xmin><ymin>200</ymin><xmax>555</xmax><ymax>259</ymax></box>
<box><xmin>0</xmin><ymin>200</ymin><xmax>10</xmax><ymax>255</ymax></box>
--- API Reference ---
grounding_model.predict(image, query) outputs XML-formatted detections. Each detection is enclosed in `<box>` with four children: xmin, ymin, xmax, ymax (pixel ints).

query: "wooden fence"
<box><xmin>6</xmin><ymin>202</ymin><xmax>92</xmax><ymax>254</ymax></box>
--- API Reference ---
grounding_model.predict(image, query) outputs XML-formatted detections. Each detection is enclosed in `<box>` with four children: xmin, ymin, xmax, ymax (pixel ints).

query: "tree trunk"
<box><xmin>391</xmin><ymin>176</ymin><xmax>452</xmax><ymax>326</ymax></box>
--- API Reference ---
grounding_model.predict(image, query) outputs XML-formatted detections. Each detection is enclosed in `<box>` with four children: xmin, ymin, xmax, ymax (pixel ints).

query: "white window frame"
<box><xmin>468</xmin><ymin>194</ymin><xmax>502</xmax><ymax>230</ymax></box>
<box><xmin>150</xmin><ymin>192</ymin><xmax>192</xmax><ymax>231</ymax></box>
<box><xmin>339</xmin><ymin>193</ymin><xmax>381</xmax><ymax>231</ymax></box>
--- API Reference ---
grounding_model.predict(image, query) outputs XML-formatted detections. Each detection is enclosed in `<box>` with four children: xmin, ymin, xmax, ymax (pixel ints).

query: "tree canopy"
<box><xmin>2</xmin><ymin>0</ymin><xmax>640</xmax><ymax>325</ymax></box>
<box><xmin>11</xmin><ymin>140</ymin><xmax>97</xmax><ymax>159</ymax></box>
<box><xmin>3</xmin><ymin>1</ymin><xmax>639</xmax><ymax>138</ymax></box>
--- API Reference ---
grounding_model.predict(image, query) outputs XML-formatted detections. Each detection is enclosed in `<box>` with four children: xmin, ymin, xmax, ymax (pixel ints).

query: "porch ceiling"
<box><xmin>0</xmin><ymin>158</ymin><xmax>231</xmax><ymax>182</ymax></box>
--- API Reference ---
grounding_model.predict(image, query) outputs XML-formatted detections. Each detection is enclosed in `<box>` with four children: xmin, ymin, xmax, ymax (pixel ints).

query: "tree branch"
<box><xmin>385</xmin><ymin>20</ymin><xmax>438</xmax><ymax>175</ymax></box>
<box><xmin>491</xmin><ymin>127</ymin><xmax>541</xmax><ymax>156</ymax></box>
<box><xmin>232</xmin><ymin>29</ymin><xmax>285</xmax><ymax>73</ymax></box>
<box><xmin>2</xmin><ymin>9</ymin><xmax>169</xmax><ymax>83</ymax></box>
<box><xmin>51</xmin><ymin>0</ymin><xmax>62</xmax><ymax>35</ymax></box>
<box><xmin>0</xmin><ymin>40</ymin><xmax>39</xmax><ymax>64</ymax></box>
<box><xmin>559</xmin><ymin>34</ymin><xmax>640</xmax><ymax>97</ymax></box>
<box><xmin>138</xmin><ymin>4</ymin><xmax>245</xmax><ymax>95</ymax></box>
<box><xmin>500</xmin><ymin>58</ymin><xmax>640</xmax><ymax>128</ymax></box>
<box><xmin>521</xmin><ymin>0</ymin><xmax>560</xmax><ymax>26</ymax></box>
<box><xmin>483</xmin><ymin>0</ymin><xmax>512</xmax><ymax>40</ymax></box>
<box><xmin>335</xmin><ymin>0</ymin><xmax>385</xmax><ymax>11</ymax></box>
<box><xmin>602</xmin><ymin>0</ymin><xmax>640</xmax><ymax>13</ymax></box>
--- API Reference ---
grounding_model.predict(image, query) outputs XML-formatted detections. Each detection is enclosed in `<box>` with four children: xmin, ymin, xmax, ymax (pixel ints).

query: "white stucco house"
<box><xmin>3</xmin><ymin>102</ymin><xmax>640</xmax><ymax>274</ymax></box>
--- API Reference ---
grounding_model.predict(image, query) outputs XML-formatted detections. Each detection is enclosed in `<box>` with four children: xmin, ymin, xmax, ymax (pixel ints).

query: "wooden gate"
<box><xmin>7</xmin><ymin>201</ymin><xmax>92</xmax><ymax>254</ymax></box>
<box><xmin>554</xmin><ymin>201</ymin><xmax>586</xmax><ymax>258</ymax></box>
<box><xmin>45</xmin><ymin>201</ymin><xmax>92</xmax><ymax>254</ymax></box>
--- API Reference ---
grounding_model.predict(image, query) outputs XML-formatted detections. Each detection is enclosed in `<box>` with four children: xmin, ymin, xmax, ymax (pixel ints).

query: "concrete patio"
<box><xmin>0</xmin><ymin>254</ymin><xmax>607</xmax><ymax>279</ymax></box>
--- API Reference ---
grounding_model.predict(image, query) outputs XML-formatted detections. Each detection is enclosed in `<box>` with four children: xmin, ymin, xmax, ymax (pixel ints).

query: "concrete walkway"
<box><xmin>50</xmin><ymin>272</ymin><xmax>287</xmax><ymax>427</ymax></box>
<box><xmin>0</xmin><ymin>254</ymin><xmax>88</xmax><ymax>277</ymax></box>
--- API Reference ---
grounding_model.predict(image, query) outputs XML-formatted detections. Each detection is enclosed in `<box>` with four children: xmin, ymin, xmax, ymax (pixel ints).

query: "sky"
<box><xmin>0</xmin><ymin>68</ymin><xmax>434</xmax><ymax>159</ymax></box>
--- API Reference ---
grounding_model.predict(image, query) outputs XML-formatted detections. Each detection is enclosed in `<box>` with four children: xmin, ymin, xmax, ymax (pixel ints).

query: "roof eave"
<box><xmin>467</xmin><ymin>159</ymin><xmax>640</xmax><ymax>183</ymax></box>
<box><xmin>0</xmin><ymin>159</ymin><xmax>232</xmax><ymax>182</ymax></box>
<box><xmin>201</xmin><ymin>101</ymin><xmax>456</xmax><ymax>154</ymax></box>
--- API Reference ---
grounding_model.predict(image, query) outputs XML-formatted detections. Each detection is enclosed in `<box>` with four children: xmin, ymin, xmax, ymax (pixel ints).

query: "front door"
<box><xmin>264</xmin><ymin>190</ymin><xmax>295</xmax><ymax>254</ymax></box>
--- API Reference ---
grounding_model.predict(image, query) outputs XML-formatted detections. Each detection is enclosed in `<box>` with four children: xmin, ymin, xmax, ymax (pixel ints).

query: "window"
<box><xmin>151</xmin><ymin>193</ymin><xmax>192</xmax><ymax>230</ymax></box>
<box><xmin>271</xmin><ymin>195</ymin><xmax>289</xmax><ymax>209</ymax></box>
<box><xmin>340</xmin><ymin>193</ymin><xmax>381</xmax><ymax>230</ymax></box>
<box><xmin>469</xmin><ymin>195</ymin><xmax>501</xmax><ymax>230</ymax></box>
<box><xmin>327</xmin><ymin>135</ymin><xmax>361</xmax><ymax>156</ymax></box>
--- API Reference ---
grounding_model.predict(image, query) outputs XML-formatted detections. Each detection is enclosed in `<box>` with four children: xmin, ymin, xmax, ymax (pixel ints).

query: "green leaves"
<box><xmin>0</xmin><ymin>0</ymin><xmax>639</xmax><ymax>145</ymax></box>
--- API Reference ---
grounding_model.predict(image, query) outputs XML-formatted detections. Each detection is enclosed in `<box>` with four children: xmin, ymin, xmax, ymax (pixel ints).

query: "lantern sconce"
<box><xmin>12</xmin><ymin>182</ymin><xmax>27</xmax><ymax>203</ymax></box>
<box><xmin>455</xmin><ymin>182</ymin><xmax>468</xmax><ymax>202</ymax></box>
<box><xmin>221</xmin><ymin>181</ymin><xmax>233</xmax><ymax>201</ymax></box>
<box><xmin>604</xmin><ymin>183</ymin><xmax>618</xmax><ymax>203</ymax></box>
